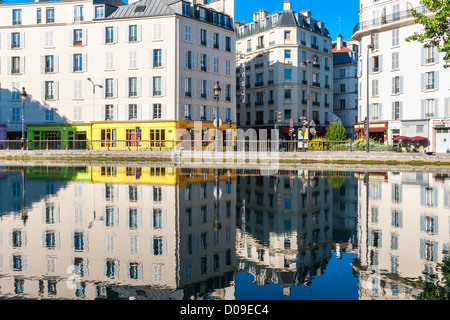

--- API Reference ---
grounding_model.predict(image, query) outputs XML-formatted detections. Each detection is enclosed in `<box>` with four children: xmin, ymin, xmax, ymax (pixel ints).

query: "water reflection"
<box><xmin>0</xmin><ymin>166</ymin><xmax>448</xmax><ymax>300</ymax></box>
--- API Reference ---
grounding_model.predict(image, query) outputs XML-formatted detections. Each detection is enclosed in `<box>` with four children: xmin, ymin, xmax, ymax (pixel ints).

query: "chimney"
<box><xmin>337</xmin><ymin>34</ymin><xmax>343</xmax><ymax>51</ymax></box>
<box><xmin>283</xmin><ymin>0</ymin><xmax>291</xmax><ymax>11</ymax></box>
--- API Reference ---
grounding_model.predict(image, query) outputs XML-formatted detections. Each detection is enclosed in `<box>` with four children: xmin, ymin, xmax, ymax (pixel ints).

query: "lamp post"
<box><xmin>214</xmin><ymin>168</ymin><xmax>221</xmax><ymax>230</ymax></box>
<box><xmin>213</xmin><ymin>81</ymin><xmax>221</xmax><ymax>152</ymax></box>
<box><xmin>301</xmin><ymin>59</ymin><xmax>318</xmax><ymax>147</ymax></box>
<box><xmin>20</xmin><ymin>87</ymin><xmax>27</xmax><ymax>150</ymax></box>
<box><xmin>366</xmin><ymin>44</ymin><xmax>373</xmax><ymax>153</ymax></box>
<box><xmin>87</xmin><ymin>78</ymin><xmax>102</xmax><ymax>121</ymax></box>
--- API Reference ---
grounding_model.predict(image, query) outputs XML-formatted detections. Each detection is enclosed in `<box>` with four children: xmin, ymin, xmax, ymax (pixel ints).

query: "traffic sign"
<box><xmin>289</xmin><ymin>127</ymin><xmax>293</xmax><ymax>133</ymax></box>
<box><xmin>213</xmin><ymin>119</ymin><xmax>222</xmax><ymax>128</ymax></box>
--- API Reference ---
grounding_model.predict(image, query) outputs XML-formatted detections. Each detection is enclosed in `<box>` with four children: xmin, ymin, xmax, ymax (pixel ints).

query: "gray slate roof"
<box><xmin>104</xmin><ymin>0</ymin><xmax>175</xmax><ymax>20</ymax></box>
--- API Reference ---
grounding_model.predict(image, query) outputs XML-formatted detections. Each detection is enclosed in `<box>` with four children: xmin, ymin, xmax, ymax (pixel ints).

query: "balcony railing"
<box><xmin>255</xmin><ymin>101</ymin><xmax>264</xmax><ymax>106</ymax></box>
<box><xmin>353</xmin><ymin>5</ymin><xmax>430</xmax><ymax>34</ymax></box>
<box><xmin>268</xmin><ymin>100</ymin><xmax>274</xmax><ymax>105</ymax></box>
<box><xmin>255</xmin><ymin>82</ymin><xmax>264</xmax><ymax>87</ymax></box>
<box><xmin>255</xmin><ymin>62</ymin><xmax>264</xmax><ymax>68</ymax></box>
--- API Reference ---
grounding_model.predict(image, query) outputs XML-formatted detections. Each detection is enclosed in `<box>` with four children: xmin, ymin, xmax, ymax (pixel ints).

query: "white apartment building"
<box><xmin>332</xmin><ymin>35</ymin><xmax>359</xmax><ymax>137</ymax></box>
<box><xmin>235</xmin><ymin>1</ymin><xmax>333</xmax><ymax>139</ymax></box>
<box><xmin>0</xmin><ymin>0</ymin><xmax>236</xmax><ymax>150</ymax></box>
<box><xmin>353</xmin><ymin>0</ymin><xmax>450</xmax><ymax>152</ymax></box>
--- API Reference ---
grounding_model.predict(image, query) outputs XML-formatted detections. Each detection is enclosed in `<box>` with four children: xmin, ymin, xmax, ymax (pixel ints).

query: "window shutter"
<box><xmin>82</xmin><ymin>28</ymin><xmax>87</xmax><ymax>46</ymax></box>
<box><xmin>20</xmin><ymin>57</ymin><xmax>25</xmax><ymax>74</ymax></box>
<box><xmin>420</xmin><ymin>99</ymin><xmax>425</xmax><ymax>118</ymax></box>
<box><xmin>137</xmin><ymin>77</ymin><xmax>142</xmax><ymax>97</ymax></box>
<box><xmin>124</xmin><ymin>78</ymin><xmax>129</xmax><ymax>97</ymax></box>
<box><xmin>102</xmin><ymin>27</ymin><xmax>106</xmax><ymax>44</ymax></box>
<box><xmin>421</xmin><ymin>73</ymin><xmax>425</xmax><ymax>92</ymax></box>
<box><xmin>149</xmin><ymin>77</ymin><xmax>153</xmax><ymax>97</ymax></box>
<box><xmin>391</xmin><ymin>77</ymin><xmax>395</xmax><ymax>95</ymax></box>
<box><xmin>162</xmin><ymin>49</ymin><xmax>167</xmax><ymax>67</ymax></box>
<box><xmin>378</xmin><ymin>55</ymin><xmax>383</xmax><ymax>72</ymax></box>
<box><xmin>421</xmin><ymin>47</ymin><xmax>425</xmax><ymax>66</ymax></box>
<box><xmin>378</xmin><ymin>103</ymin><xmax>382</xmax><ymax>120</ymax></box>
<box><xmin>184</xmin><ymin>50</ymin><xmax>188</xmax><ymax>68</ymax></box>
<box><xmin>434</xmin><ymin>71</ymin><xmax>439</xmax><ymax>89</ymax></box>
<box><xmin>197</xmin><ymin>27</ymin><xmax>201</xmax><ymax>45</ymax></box>
<box><xmin>54</xmin><ymin>81</ymin><xmax>59</xmax><ymax>100</ymax></box>
<box><xmin>162</xmin><ymin>103</ymin><xmax>166</xmax><ymax>120</ymax></box>
<box><xmin>41</xmin><ymin>81</ymin><xmax>45</xmax><ymax>100</ymax></box>
<box><xmin>40</xmin><ymin>56</ymin><xmax>45</xmax><ymax>74</ymax></box>
<box><xmin>82</xmin><ymin>53</ymin><xmax>87</xmax><ymax>72</ymax></box>
<box><xmin>7</xmin><ymin>32</ymin><xmax>11</xmax><ymax>49</ymax></box>
<box><xmin>161</xmin><ymin>77</ymin><xmax>166</xmax><ymax>96</ymax></box>
<box><xmin>20</xmin><ymin>32</ymin><xmax>25</xmax><ymax>49</ymax></box>
<box><xmin>137</xmin><ymin>25</ymin><xmax>142</xmax><ymax>42</ymax></box>
<box><xmin>113</xmin><ymin>26</ymin><xmax>118</xmax><ymax>43</ymax></box>
<box><xmin>69</xmin><ymin>55</ymin><xmax>73</xmax><ymax>73</ymax></box>
<box><xmin>434</xmin><ymin>47</ymin><xmax>439</xmax><ymax>64</ymax></box>
<box><xmin>399</xmin><ymin>101</ymin><xmax>403</xmax><ymax>119</ymax></box>
<box><xmin>114</xmin><ymin>104</ymin><xmax>118</xmax><ymax>120</ymax></box>
<box><xmin>368</xmin><ymin>57</ymin><xmax>372</xmax><ymax>74</ymax></box>
<box><xmin>54</xmin><ymin>55</ymin><xmax>59</xmax><ymax>73</ymax></box>
<box><xmin>111</xmin><ymin>78</ymin><xmax>117</xmax><ymax>98</ymax></box>
<box><xmin>435</xmin><ymin>98</ymin><xmax>439</xmax><ymax>117</ymax></box>
<box><xmin>445</xmin><ymin>98</ymin><xmax>449</xmax><ymax>117</ymax></box>
<box><xmin>101</xmin><ymin>104</ymin><xmax>105</xmax><ymax>120</ymax></box>
<box><xmin>181</xmin><ymin>76</ymin><xmax>185</xmax><ymax>97</ymax></box>
<box><xmin>399</xmin><ymin>76</ymin><xmax>403</xmax><ymax>93</ymax></box>
<box><xmin>191</xmin><ymin>51</ymin><xmax>196</xmax><ymax>69</ymax></box>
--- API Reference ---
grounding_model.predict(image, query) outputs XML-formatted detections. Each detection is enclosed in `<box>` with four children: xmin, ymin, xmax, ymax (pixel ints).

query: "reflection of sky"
<box><xmin>234</xmin><ymin>252</ymin><xmax>359</xmax><ymax>300</ymax></box>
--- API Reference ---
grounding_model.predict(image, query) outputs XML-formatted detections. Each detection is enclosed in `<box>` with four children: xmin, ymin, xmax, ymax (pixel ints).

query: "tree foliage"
<box><xmin>405</xmin><ymin>0</ymin><xmax>450</xmax><ymax>68</ymax></box>
<box><xmin>324</xmin><ymin>121</ymin><xmax>347</xmax><ymax>141</ymax></box>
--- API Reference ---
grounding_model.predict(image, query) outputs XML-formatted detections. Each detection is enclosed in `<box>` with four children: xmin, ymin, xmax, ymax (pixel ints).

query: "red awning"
<box><xmin>283</xmin><ymin>126</ymin><xmax>289</xmax><ymax>133</ymax></box>
<box><xmin>369</xmin><ymin>128</ymin><xmax>386</xmax><ymax>132</ymax></box>
<box><xmin>393</xmin><ymin>136</ymin><xmax>428</xmax><ymax>141</ymax></box>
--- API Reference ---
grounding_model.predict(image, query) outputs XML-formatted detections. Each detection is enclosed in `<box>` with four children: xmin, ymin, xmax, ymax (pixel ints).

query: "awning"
<box><xmin>393</xmin><ymin>136</ymin><xmax>428</xmax><ymax>141</ymax></box>
<box><xmin>369</xmin><ymin>128</ymin><xmax>386</xmax><ymax>132</ymax></box>
<box><xmin>283</xmin><ymin>126</ymin><xmax>289</xmax><ymax>133</ymax></box>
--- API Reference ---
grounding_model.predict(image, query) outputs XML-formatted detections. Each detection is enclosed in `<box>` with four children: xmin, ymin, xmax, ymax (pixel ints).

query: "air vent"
<box><xmin>135</xmin><ymin>5</ymin><xmax>146</xmax><ymax>12</ymax></box>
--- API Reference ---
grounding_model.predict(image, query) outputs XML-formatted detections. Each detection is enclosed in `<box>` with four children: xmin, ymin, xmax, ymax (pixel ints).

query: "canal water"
<box><xmin>0</xmin><ymin>165</ymin><xmax>448</xmax><ymax>300</ymax></box>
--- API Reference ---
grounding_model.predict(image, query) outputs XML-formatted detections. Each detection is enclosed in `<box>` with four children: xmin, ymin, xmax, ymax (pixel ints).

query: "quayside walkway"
<box><xmin>0</xmin><ymin>150</ymin><xmax>449</xmax><ymax>166</ymax></box>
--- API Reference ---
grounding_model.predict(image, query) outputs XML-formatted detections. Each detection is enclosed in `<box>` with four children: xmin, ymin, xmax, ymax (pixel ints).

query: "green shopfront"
<box><xmin>26</xmin><ymin>124</ymin><xmax>91</xmax><ymax>150</ymax></box>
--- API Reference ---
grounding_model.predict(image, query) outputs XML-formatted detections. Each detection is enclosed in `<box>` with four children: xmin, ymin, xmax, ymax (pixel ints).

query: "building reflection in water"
<box><xmin>0</xmin><ymin>166</ymin><xmax>448</xmax><ymax>300</ymax></box>
<box><xmin>0</xmin><ymin>166</ymin><xmax>236</xmax><ymax>300</ymax></box>
<box><xmin>234</xmin><ymin>170</ymin><xmax>357</xmax><ymax>296</ymax></box>
<box><xmin>353</xmin><ymin>171</ymin><xmax>450</xmax><ymax>300</ymax></box>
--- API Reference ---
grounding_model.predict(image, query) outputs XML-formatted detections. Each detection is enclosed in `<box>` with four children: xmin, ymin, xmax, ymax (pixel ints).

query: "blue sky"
<box><xmin>2</xmin><ymin>0</ymin><xmax>360</xmax><ymax>41</ymax></box>
<box><xmin>235</xmin><ymin>0</ymin><xmax>360</xmax><ymax>41</ymax></box>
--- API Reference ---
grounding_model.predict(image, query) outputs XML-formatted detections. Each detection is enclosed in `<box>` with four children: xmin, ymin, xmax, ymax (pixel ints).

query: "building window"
<box><xmin>392</xmin><ymin>52</ymin><xmax>399</xmax><ymax>70</ymax></box>
<box><xmin>95</xmin><ymin>6</ymin><xmax>104</xmax><ymax>19</ymax></box>
<box><xmin>340</xmin><ymin>99</ymin><xmax>346</xmax><ymax>109</ymax></box>
<box><xmin>340</xmin><ymin>69</ymin><xmax>346</xmax><ymax>78</ymax></box>
<box><xmin>184</xmin><ymin>24</ymin><xmax>192</xmax><ymax>42</ymax></box>
<box><xmin>372</xmin><ymin>79</ymin><xmax>379</xmax><ymax>97</ymax></box>
<box><xmin>392</xmin><ymin>76</ymin><xmax>402</xmax><ymax>94</ymax></box>
<box><xmin>45</xmin><ymin>55</ymin><xmax>54</xmax><ymax>73</ymax></box>
<box><xmin>226</xmin><ymin>36</ymin><xmax>231</xmax><ymax>52</ymax></box>
<box><xmin>11</xmin><ymin>57</ymin><xmax>21</xmax><ymax>74</ymax></box>
<box><xmin>182</xmin><ymin>2</ymin><xmax>190</xmax><ymax>16</ymax></box>
<box><xmin>340</xmin><ymin>83</ymin><xmax>346</xmax><ymax>92</ymax></box>
<box><xmin>284</xmin><ymin>69</ymin><xmax>292</xmax><ymax>80</ymax></box>
<box><xmin>73</xmin><ymin>29</ymin><xmax>83</xmax><ymax>46</ymax></box>
<box><xmin>200</xmin><ymin>29</ymin><xmax>207</xmax><ymax>46</ymax></box>
<box><xmin>128</xmin><ymin>77</ymin><xmax>137</xmax><ymax>97</ymax></box>
<box><xmin>11</xmin><ymin>32</ymin><xmax>21</xmax><ymax>48</ymax></box>
<box><xmin>45</xmin><ymin>108</ymin><xmax>55</xmax><ymax>122</ymax></box>
<box><xmin>73</xmin><ymin>54</ymin><xmax>83</xmax><ymax>72</ymax></box>
<box><xmin>105</xmin><ymin>27</ymin><xmax>114</xmax><ymax>43</ymax></box>
<box><xmin>12</xmin><ymin>9</ymin><xmax>22</xmax><ymax>25</ymax></box>
<box><xmin>153</xmin><ymin>77</ymin><xmax>162</xmax><ymax>96</ymax></box>
<box><xmin>284</xmin><ymin>89</ymin><xmax>291</xmax><ymax>99</ymax></box>
<box><xmin>284</xmin><ymin>30</ymin><xmax>291</xmax><ymax>40</ymax></box>
<box><xmin>392</xmin><ymin>28</ymin><xmax>399</xmax><ymax>47</ymax></box>
<box><xmin>11</xmin><ymin>107</ymin><xmax>21</xmax><ymax>122</ymax></box>
<box><xmin>371</xmin><ymin>103</ymin><xmax>379</xmax><ymax>120</ymax></box>
<box><xmin>146</xmin><ymin>102</ymin><xmax>159</xmax><ymax>120</ymax></box>
<box><xmin>37</xmin><ymin>9</ymin><xmax>42</xmax><ymax>24</ymax></box>
<box><xmin>425</xmin><ymin>72</ymin><xmax>436</xmax><ymax>90</ymax></box>
<box><xmin>45</xmin><ymin>81</ymin><xmax>55</xmax><ymax>100</ymax></box>
<box><xmin>153</xmin><ymin>49</ymin><xmax>162</xmax><ymax>67</ymax></box>
<box><xmin>129</xmin><ymin>25</ymin><xmax>138</xmax><ymax>42</ymax></box>
<box><xmin>75</xmin><ymin>5</ymin><xmax>84</xmax><ymax>21</ymax></box>
<box><xmin>105</xmin><ymin>78</ymin><xmax>114</xmax><ymax>98</ymax></box>
<box><xmin>372</xmin><ymin>55</ymin><xmax>381</xmax><ymax>72</ymax></box>
<box><xmin>101</xmin><ymin>129</ymin><xmax>116</xmax><ymax>147</ymax></box>
<box><xmin>425</xmin><ymin>99</ymin><xmax>434</xmax><ymax>118</ymax></box>
<box><xmin>184</xmin><ymin>77</ymin><xmax>192</xmax><ymax>97</ymax></box>
<box><xmin>128</xmin><ymin>104</ymin><xmax>137</xmax><ymax>120</ymax></box>
<box><xmin>284</xmin><ymin>109</ymin><xmax>291</xmax><ymax>119</ymax></box>
<box><xmin>425</xmin><ymin>46</ymin><xmax>436</xmax><ymax>64</ymax></box>
<box><xmin>393</xmin><ymin>101</ymin><xmax>400</xmax><ymax>120</ymax></box>
<box><xmin>105</xmin><ymin>105</ymin><xmax>114</xmax><ymax>120</ymax></box>
<box><xmin>46</xmin><ymin>8</ymin><xmax>55</xmax><ymax>23</ymax></box>
<box><xmin>184</xmin><ymin>104</ymin><xmax>192</xmax><ymax>119</ymax></box>
<box><xmin>150</xmin><ymin>129</ymin><xmax>165</xmax><ymax>147</ymax></box>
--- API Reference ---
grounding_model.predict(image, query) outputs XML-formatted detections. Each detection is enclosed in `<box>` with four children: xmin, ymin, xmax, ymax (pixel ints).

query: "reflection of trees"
<box><xmin>405</xmin><ymin>255</ymin><xmax>450</xmax><ymax>300</ymax></box>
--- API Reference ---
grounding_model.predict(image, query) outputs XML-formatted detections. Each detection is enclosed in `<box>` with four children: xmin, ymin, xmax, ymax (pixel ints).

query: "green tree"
<box><xmin>324</xmin><ymin>121</ymin><xmax>347</xmax><ymax>141</ymax></box>
<box><xmin>405</xmin><ymin>0</ymin><xmax>450</xmax><ymax>68</ymax></box>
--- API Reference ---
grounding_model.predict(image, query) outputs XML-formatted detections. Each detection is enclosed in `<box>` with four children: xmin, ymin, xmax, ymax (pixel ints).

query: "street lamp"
<box><xmin>87</xmin><ymin>78</ymin><xmax>102</xmax><ymax>121</ymax></box>
<box><xmin>301</xmin><ymin>59</ymin><xmax>318</xmax><ymax>147</ymax></box>
<box><xmin>20</xmin><ymin>87</ymin><xmax>27</xmax><ymax>150</ymax></box>
<box><xmin>213</xmin><ymin>81</ymin><xmax>221</xmax><ymax>152</ymax></box>
<box><xmin>366</xmin><ymin>44</ymin><xmax>373</xmax><ymax>153</ymax></box>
